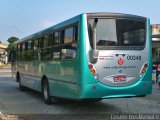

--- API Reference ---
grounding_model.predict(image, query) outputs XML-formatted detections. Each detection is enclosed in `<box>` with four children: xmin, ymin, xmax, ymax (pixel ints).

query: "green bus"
<box><xmin>10</xmin><ymin>13</ymin><xmax>152</xmax><ymax>104</ymax></box>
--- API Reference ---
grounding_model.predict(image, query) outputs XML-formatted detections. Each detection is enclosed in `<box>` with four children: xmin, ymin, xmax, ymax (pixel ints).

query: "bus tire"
<box><xmin>18</xmin><ymin>75</ymin><xmax>25</xmax><ymax>91</ymax></box>
<box><xmin>84</xmin><ymin>98</ymin><xmax>102</xmax><ymax>102</ymax></box>
<box><xmin>90</xmin><ymin>98</ymin><xmax>102</xmax><ymax>102</ymax></box>
<box><xmin>42</xmin><ymin>80</ymin><xmax>52</xmax><ymax>105</ymax></box>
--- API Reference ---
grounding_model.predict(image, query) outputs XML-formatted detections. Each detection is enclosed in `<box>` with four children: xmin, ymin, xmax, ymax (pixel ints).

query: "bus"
<box><xmin>10</xmin><ymin>13</ymin><xmax>152</xmax><ymax>104</ymax></box>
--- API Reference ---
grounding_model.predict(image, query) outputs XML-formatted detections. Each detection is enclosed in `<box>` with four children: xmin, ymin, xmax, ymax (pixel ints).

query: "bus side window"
<box><xmin>8</xmin><ymin>50</ymin><xmax>14</xmax><ymax>62</ymax></box>
<box><xmin>43</xmin><ymin>36</ymin><xmax>48</xmax><ymax>48</ymax></box>
<box><xmin>24</xmin><ymin>42</ymin><xmax>28</xmax><ymax>61</ymax></box>
<box><xmin>22</xmin><ymin>43</ymin><xmax>26</xmax><ymax>61</ymax></box>
<box><xmin>27</xmin><ymin>41</ymin><xmax>32</xmax><ymax>61</ymax></box>
<box><xmin>48</xmin><ymin>34</ymin><xmax>53</xmax><ymax>46</ymax></box>
<box><xmin>54</xmin><ymin>32</ymin><xmax>60</xmax><ymax>45</ymax></box>
<box><xmin>41</xmin><ymin>35</ymin><xmax>53</xmax><ymax>60</ymax></box>
<box><xmin>34</xmin><ymin>39</ymin><xmax>38</xmax><ymax>49</ymax></box>
<box><xmin>17</xmin><ymin>44</ymin><xmax>20</xmax><ymax>61</ymax></box>
<box><xmin>19</xmin><ymin>44</ymin><xmax>22</xmax><ymax>61</ymax></box>
<box><xmin>52</xmin><ymin>31</ymin><xmax>60</xmax><ymax>60</ymax></box>
<box><xmin>61</xmin><ymin>26</ymin><xmax>77</xmax><ymax>59</ymax></box>
<box><xmin>13</xmin><ymin>45</ymin><xmax>17</xmax><ymax>62</ymax></box>
<box><xmin>33</xmin><ymin>39</ymin><xmax>39</xmax><ymax>60</ymax></box>
<box><xmin>39</xmin><ymin>37</ymin><xmax>44</xmax><ymax>48</ymax></box>
<box><xmin>31</xmin><ymin>40</ymin><xmax>34</xmax><ymax>50</ymax></box>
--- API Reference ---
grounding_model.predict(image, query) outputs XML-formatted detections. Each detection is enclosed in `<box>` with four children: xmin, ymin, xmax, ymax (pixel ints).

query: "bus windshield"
<box><xmin>88</xmin><ymin>18</ymin><xmax>146</xmax><ymax>50</ymax></box>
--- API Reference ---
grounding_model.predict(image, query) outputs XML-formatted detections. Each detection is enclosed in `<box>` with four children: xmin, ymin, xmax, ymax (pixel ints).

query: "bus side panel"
<box><xmin>49</xmin><ymin>80</ymin><xmax>79</xmax><ymax>98</ymax></box>
<box><xmin>47</xmin><ymin>60</ymin><xmax>80</xmax><ymax>98</ymax></box>
<box><xmin>11</xmin><ymin>62</ymin><xmax>17</xmax><ymax>81</ymax></box>
<box><xmin>17</xmin><ymin>61</ymin><xmax>36</xmax><ymax>89</ymax></box>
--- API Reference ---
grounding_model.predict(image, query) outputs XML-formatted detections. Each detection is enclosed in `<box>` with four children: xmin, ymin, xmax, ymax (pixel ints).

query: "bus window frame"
<box><xmin>61</xmin><ymin>25</ymin><xmax>78</xmax><ymax>60</ymax></box>
<box><xmin>14</xmin><ymin>22</ymin><xmax>78</xmax><ymax>62</ymax></box>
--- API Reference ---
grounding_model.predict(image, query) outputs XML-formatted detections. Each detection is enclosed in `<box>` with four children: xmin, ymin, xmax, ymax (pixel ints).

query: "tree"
<box><xmin>7</xmin><ymin>36</ymin><xmax>19</xmax><ymax>51</ymax></box>
<box><xmin>7</xmin><ymin>37</ymin><xmax>19</xmax><ymax>62</ymax></box>
<box><xmin>7</xmin><ymin>36</ymin><xmax>19</xmax><ymax>44</ymax></box>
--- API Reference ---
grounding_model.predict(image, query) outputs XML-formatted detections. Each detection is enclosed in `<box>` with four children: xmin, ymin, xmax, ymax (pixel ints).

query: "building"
<box><xmin>152</xmin><ymin>24</ymin><xmax>160</xmax><ymax>63</ymax></box>
<box><xmin>0</xmin><ymin>43</ymin><xmax>8</xmax><ymax>64</ymax></box>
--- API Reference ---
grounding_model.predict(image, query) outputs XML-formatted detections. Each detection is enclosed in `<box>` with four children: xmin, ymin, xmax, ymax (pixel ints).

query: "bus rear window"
<box><xmin>88</xmin><ymin>18</ymin><xmax>146</xmax><ymax>50</ymax></box>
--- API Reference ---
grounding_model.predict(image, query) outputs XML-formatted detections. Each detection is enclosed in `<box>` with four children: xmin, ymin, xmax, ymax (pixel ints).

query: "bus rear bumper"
<box><xmin>80</xmin><ymin>81</ymin><xmax>152</xmax><ymax>99</ymax></box>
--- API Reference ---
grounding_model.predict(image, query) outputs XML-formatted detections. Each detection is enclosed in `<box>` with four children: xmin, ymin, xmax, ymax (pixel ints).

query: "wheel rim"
<box><xmin>43</xmin><ymin>84</ymin><xmax>48</xmax><ymax>100</ymax></box>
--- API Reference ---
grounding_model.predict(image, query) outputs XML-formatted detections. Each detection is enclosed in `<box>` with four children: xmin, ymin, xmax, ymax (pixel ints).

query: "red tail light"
<box><xmin>141</xmin><ymin>68</ymin><xmax>146</xmax><ymax>74</ymax></box>
<box><xmin>140</xmin><ymin>63</ymin><xmax>148</xmax><ymax>77</ymax></box>
<box><xmin>88</xmin><ymin>64</ymin><xmax>93</xmax><ymax>69</ymax></box>
<box><xmin>144</xmin><ymin>63</ymin><xmax>148</xmax><ymax>68</ymax></box>
<box><xmin>87</xmin><ymin>13</ymin><xmax>91</xmax><ymax>17</ymax></box>
<box><xmin>88</xmin><ymin>63</ymin><xmax>96</xmax><ymax>75</ymax></box>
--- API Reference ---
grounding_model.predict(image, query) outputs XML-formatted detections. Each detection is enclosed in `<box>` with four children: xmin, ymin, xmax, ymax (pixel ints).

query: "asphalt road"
<box><xmin>0</xmin><ymin>70</ymin><xmax>160</xmax><ymax>120</ymax></box>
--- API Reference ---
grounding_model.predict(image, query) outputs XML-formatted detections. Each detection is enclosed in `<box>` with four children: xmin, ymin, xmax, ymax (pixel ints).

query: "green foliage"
<box><xmin>7</xmin><ymin>37</ymin><xmax>19</xmax><ymax>44</ymax></box>
<box><xmin>7</xmin><ymin>36</ymin><xmax>19</xmax><ymax>52</ymax></box>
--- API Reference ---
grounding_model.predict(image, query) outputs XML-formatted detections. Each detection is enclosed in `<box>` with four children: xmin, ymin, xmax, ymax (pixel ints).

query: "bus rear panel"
<box><xmin>79</xmin><ymin>13</ymin><xmax>152</xmax><ymax>99</ymax></box>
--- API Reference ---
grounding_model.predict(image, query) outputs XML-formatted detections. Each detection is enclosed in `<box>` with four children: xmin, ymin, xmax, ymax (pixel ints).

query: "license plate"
<box><xmin>114</xmin><ymin>75</ymin><xmax>126</xmax><ymax>82</ymax></box>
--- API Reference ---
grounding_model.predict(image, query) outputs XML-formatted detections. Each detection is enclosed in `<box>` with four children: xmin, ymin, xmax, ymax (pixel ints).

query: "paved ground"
<box><xmin>0</xmin><ymin>68</ymin><xmax>12</xmax><ymax>78</ymax></box>
<box><xmin>141</xmin><ymin>83</ymin><xmax>160</xmax><ymax>103</ymax></box>
<box><xmin>0</xmin><ymin>70</ymin><xmax>160</xmax><ymax>120</ymax></box>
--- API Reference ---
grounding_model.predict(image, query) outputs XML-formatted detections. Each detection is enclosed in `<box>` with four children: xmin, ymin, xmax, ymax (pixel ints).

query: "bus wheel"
<box><xmin>90</xmin><ymin>98</ymin><xmax>102</xmax><ymax>102</ymax></box>
<box><xmin>42</xmin><ymin>80</ymin><xmax>52</xmax><ymax>104</ymax></box>
<box><xmin>18</xmin><ymin>76</ymin><xmax>25</xmax><ymax>91</ymax></box>
<box><xmin>84</xmin><ymin>98</ymin><xmax>102</xmax><ymax>102</ymax></box>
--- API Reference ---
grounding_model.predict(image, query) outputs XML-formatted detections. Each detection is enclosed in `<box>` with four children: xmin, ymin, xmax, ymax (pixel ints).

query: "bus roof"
<box><xmin>87</xmin><ymin>12</ymin><xmax>146</xmax><ymax>20</ymax></box>
<box><xmin>13</xmin><ymin>12</ymin><xmax>147</xmax><ymax>45</ymax></box>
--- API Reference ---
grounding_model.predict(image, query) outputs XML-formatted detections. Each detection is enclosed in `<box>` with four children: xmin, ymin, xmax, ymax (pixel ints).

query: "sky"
<box><xmin>0</xmin><ymin>0</ymin><xmax>160</xmax><ymax>44</ymax></box>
